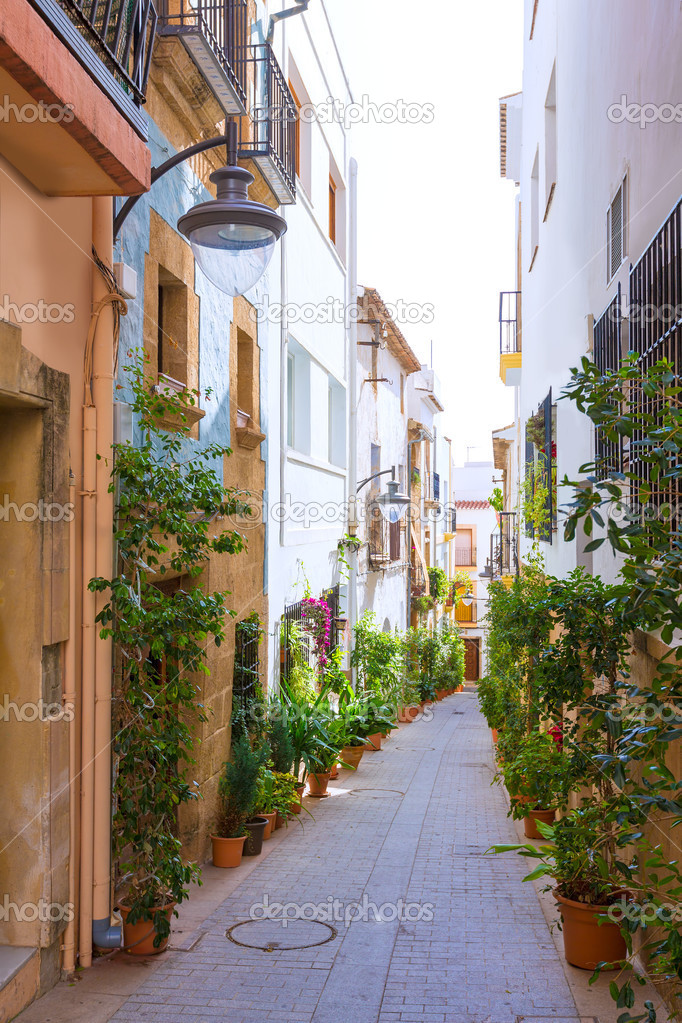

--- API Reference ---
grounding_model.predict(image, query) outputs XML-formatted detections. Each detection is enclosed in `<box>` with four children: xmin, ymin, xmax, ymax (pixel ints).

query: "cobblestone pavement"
<box><xmin>83</xmin><ymin>693</ymin><xmax>582</xmax><ymax>1023</ymax></box>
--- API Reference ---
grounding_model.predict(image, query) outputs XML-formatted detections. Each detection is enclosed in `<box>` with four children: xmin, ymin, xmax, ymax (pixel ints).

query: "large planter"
<box><xmin>308</xmin><ymin>771</ymin><xmax>331</xmax><ymax>797</ymax></box>
<box><xmin>363</xmin><ymin>732</ymin><xmax>382</xmax><ymax>751</ymax></box>
<box><xmin>211</xmin><ymin>834</ymin><xmax>246</xmax><ymax>868</ymax></box>
<box><xmin>120</xmin><ymin>901</ymin><xmax>175</xmax><ymax>956</ymax></box>
<box><xmin>398</xmin><ymin>704</ymin><xmax>420</xmax><ymax>723</ymax></box>
<box><xmin>243</xmin><ymin>816</ymin><xmax>268</xmax><ymax>856</ymax></box>
<box><xmin>524</xmin><ymin>807</ymin><xmax>556</xmax><ymax>839</ymax></box>
<box><xmin>340</xmin><ymin>745</ymin><xmax>364</xmax><ymax>770</ymax></box>
<box><xmin>260</xmin><ymin>811</ymin><xmax>277</xmax><ymax>840</ymax></box>
<box><xmin>554</xmin><ymin>890</ymin><xmax>627</xmax><ymax>970</ymax></box>
<box><xmin>290</xmin><ymin>784</ymin><xmax>305</xmax><ymax>815</ymax></box>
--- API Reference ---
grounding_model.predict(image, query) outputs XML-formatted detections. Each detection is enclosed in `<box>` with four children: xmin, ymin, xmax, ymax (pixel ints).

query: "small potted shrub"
<box><xmin>489</xmin><ymin>803</ymin><xmax>628</xmax><ymax>970</ymax></box>
<box><xmin>499</xmin><ymin>729</ymin><xmax>575</xmax><ymax>838</ymax></box>
<box><xmin>272</xmin><ymin>770</ymin><xmax>300</xmax><ymax>828</ymax></box>
<box><xmin>255</xmin><ymin>765</ymin><xmax>278</xmax><ymax>839</ymax></box>
<box><xmin>212</xmin><ymin>733</ymin><xmax>265</xmax><ymax>867</ymax></box>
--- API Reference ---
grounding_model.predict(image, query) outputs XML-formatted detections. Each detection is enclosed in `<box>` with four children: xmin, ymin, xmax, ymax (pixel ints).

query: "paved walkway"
<box><xmin>19</xmin><ymin>692</ymin><xmax>583</xmax><ymax>1023</ymax></box>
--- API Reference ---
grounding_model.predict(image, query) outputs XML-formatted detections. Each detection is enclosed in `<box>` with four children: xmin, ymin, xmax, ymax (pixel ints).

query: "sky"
<box><xmin>323</xmin><ymin>0</ymin><xmax>523</xmax><ymax>465</ymax></box>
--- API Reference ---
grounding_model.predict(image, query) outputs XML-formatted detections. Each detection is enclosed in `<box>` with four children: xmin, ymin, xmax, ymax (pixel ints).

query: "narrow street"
<box><xmin>19</xmin><ymin>693</ymin><xmax>583</xmax><ymax>1023</ymax></box>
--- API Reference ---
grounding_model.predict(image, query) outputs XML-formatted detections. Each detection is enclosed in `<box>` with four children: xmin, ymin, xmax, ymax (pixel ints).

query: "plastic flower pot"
<box><xmin>524</xmin><ymin>807</ymin><xmax>556</xmax><ymax>839</ymax></box>
<box><xmin>120</xmin><ymin>901</ymin><xmax>175</xmax><ymax>956</ymax></box>
<box><xmin>554</xmin><ymin>890</ymin><xmax>627</xmax><ymax>970</ymax></box>
<box><xmin>261</xmin><ymin>811</ymin><xmax>277</xmax><ymax>840</ymax></box>
<box><xmin>211</xmin><ymin>834</ymin><xmax>246</xmax><ymax>868</ymax></box>
<box><xmin>289</xmin><ymin>784</ymin><xmax>305</xmax><ymax>815</ymax></box>
<box><xmin>243</xmin><ymin>816</ymin><xmax>268</xmax><ymax>856</ymax></box>
<box><xmin>340</xmin><ymin>745</ymin><xmax>364</xmax><ymax>770</ymax></box>
<box><xmin>308</xmin><ymin>771</ymin><xmax>331</xmax><ymax>797</ymax></box>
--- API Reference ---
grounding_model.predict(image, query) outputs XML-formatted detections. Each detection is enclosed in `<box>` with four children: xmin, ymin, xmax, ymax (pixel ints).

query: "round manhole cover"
<box><xmin>226</xmin><ymin>919</ymin><xmax>337</xmax><ymax>952</ymax></box>
<box><xmin>349</xmin><ymin>788</ymin><xmax>404</xmax><ymax>798</ymax></box>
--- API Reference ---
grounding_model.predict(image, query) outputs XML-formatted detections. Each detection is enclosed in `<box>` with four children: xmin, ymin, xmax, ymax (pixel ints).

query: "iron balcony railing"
<box><xmin>490</xmin><ymin>511</ymin><xmax>518</xmax><ymax>578</ymax></box>
<box><xmin>157</xmin><ymin>0</ymin><xmax>247</xmax><ymax>113</ymax></box>
<box><xmin>240</xmin><ymin>42</ymin><xmax>296</xmax><ymax>203</ymax></box>
<box><xmin>499</xmin><ymin>290</ymin><xmax>521</xmax><ymax>354</ymax></box>
<box><xmin>454</xmin><ymin>546</ymin><xmax>476</xmax><ymax>567</ymax></box>
<box><xmin>54</xmin><ymin>0</ymin><xmax>157</xmax><ymax>104</ymax></box>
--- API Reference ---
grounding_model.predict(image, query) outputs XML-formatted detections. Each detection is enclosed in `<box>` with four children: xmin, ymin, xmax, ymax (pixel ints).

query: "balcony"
<box><xmin>454</xmin><ymin>546</ymin><xmax>477</xmax><ymax>567</ymax></box>
<box><xmin>157</xmin><ymin>0</ymin><xmax>247</xmax><ymax>115</ymax></box>
<box><xmin>239</xmin><ymin>43</ymin><xmax>296</xmax><ymax>205</ymax></box>
<box><xmin>499</xmin><ymin>290</ymin><xmax>522</xmax><ymax>386</ymax></box>
<box><xmin>423</xmin><ymin>471</ymin><xmax>441</xmax><ymax>510</ymax></box>
<box><xmin>455</xmin><ymin>599</ymin><xmax>476</xmax><ymax>624</ymax></box>
<box><xmin>30</xmin><ymin>0</ymin><xmax>156</xmax><ymax>134</ymax></box>
<box><xmin>490</xmin><ymin>511</ymin><xmax>518</xmax><ymax>579</ymax></box>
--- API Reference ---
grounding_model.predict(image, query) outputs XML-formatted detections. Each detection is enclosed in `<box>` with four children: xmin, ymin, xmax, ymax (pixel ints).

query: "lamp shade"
<box><xmin>177</xmin><ymin>165</ymin><xmax>286</xmax><ymax>297</ymax></box>
<box><xmin>374</xmin><ymin>479</ymin><xmax>410</xmax><ymax>522</ymax></box>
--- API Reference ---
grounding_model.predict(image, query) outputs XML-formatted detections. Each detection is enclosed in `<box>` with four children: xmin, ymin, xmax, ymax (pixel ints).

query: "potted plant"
<box><xmin>499</xmin><ymin>729</ymin><xmax>576</xmax><ymax>838</ymax></box>
<box><xmin>489</xmin><ymin>803</ymin><xmax>628</xmax><ymax>970</ymax></box>
<box><xmin>272</xmin><ymin>770</ymin><xmax>300</xmax><ymax>828</ymax></box>
<box><xmin>212</xmin><ymin>733</ymin><xmax>264</xmax><ymax>868</ymax></box>
<box><xmin>255</xmin><ymin>765</ymin><xmax>278</xmax><ymax>839</ymax></box>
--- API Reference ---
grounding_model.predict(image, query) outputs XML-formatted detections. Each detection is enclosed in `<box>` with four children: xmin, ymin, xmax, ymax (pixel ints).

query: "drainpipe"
<box><xmin>91</xmin><ymin>199</ymin><xmax>122</xmax><ymax>951</ymax></box>
<box><xmin>80</xmin><ymin>201</ymin><xmax>124</xmax><ymax>963</ymax></box>
<box><xmin>61</xmin><ymin>470</ymin><xmax>79</xmax><ymax>972</ymax></box>
<box><xmin>347</xmin><ymin>158</ymin><xmax>359</xmax><ymax>683</ymax></box>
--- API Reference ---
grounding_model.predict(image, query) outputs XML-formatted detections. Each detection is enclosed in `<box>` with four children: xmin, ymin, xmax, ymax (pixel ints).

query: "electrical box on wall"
<box><xmin>113</xmin><ymin>262</ymin><xmax>137</xmax><ymax>300</ymax></box>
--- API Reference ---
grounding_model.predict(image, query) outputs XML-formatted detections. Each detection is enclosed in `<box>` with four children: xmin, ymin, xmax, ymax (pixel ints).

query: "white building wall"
<box><xmin>264</xmin><ymin>4</ymin><xmax>352</xmax><ymax>686</ymax></box>
<box><xmin>504</xmin><ymin>0</ymin><xmax>682</xmax><ymax>582</ymax></box>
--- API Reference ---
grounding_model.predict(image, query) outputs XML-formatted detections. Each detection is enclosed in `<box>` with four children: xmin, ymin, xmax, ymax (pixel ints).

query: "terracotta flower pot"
<box><xmin>491</xmin><ymin>728</ymin><xmax>499</xmax><ymax>744</ymax></box>
<box><xmin>243</xmin><ymin>816</ymin><xmax>268</xmax><ymax>856</ymax></box>
<box><xmin>211</xmin><ymin>834</ymin><xmax>246</xmax><ymax>868</ymax></box>
<box><xmin>436</xmin><ymin>688</ymin><xmax>448</xmax><ymax>700</ymax></box>
<box><xmin>330</xmin><ymin>762</ymin><xmax>339</xmax><ymax>779</ymax></box>
<box><xmin>120</xmin><ymin>901</ymin><xmax>175</xmax><ymax>956</ymax></box>
<box><xmin>363</xmin><ymin>732</ymin><xmax>382</xmax><ymax>751</ymax></box>
<box><xmin>290</xmin><ymin>784</ymin><xmax>305</xmax><ymax>815</ymax></box>
<box><xmin>308</xmin><ymin>771</ymin><xmax>331</xmax><ymax>797</ymax></box>
<box><xmin>554</xmin><ymin>890</ymin><xmax>627</xmax><ymax>970</ymax></box>
<box><xmin>340</xmin><ymin>745</ymin><xmax>364</xmax><ymax>770</ymax></box>
<box><xmin>260</xmin><ymin>811</ymin><xmax>277</xmax><ymax>840</ymax></box>
<box><xmin>275</xmin><ymin>811</ymin><xmax>287</xmax><ymax>829</ymax></box>
<box><xmin>524</xmin><ymin>807</ymin><xmax>556</xmax><ymax>839</ymax></box>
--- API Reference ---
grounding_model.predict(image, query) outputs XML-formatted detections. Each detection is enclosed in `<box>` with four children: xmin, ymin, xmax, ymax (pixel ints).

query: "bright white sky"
<box><xmin>324</xmin><ymin>0</ymin><xmax>523</xmax><ymax>464</ymax></box>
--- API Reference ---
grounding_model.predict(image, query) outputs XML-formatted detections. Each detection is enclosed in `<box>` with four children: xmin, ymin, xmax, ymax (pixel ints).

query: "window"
<box><xmin>593</xmin><ymin>286</ymin><xmax>623</xmax><ymax>477</ymax></box>
<box><xmin>455</xmin><ymin>528</ymin><xmax>474</xmax><ymax>566</ymax></box>
<box><xmin>327</xmin><ymin>376</ymin><xmax>346</xmax><ymax>467</ymax></box>
<box><xmin>289</xmin><ymin>79</ymin><xmax>301</xmax><ymax>179</ymax></box>
<box><xmin>530</xmin><ymin>148</ymin><xmax>539</xmax><ymax>269</ymax></box>
<box><xmin>237</xmin><ymin>327</ymin><xmax>257</xmax><ymax>421</ymax></box>
<box><xmin>157</xmin><ymin>267</ymin><xmax>189</xmax><ymax>387</ymax></box>
<box><xmin>286</xmin><ymin>341</ymin><xmax>311</xmax><ymax>455</ymax></box>
<box><xmin>329</xmin><ymin>175</ymin><xmax>337</xmax><ymax>245</ymax></box>
<box><xmin>544</xmin><ymin>64</ymin><xmax>556</xmax><ymax>218</ymax></box>
<box><xmin>525</xmin><ymin>391</ymin><xmax>556</xmax><ymax>542</ymax></box>
<box><xmin>287</xmin><ymin>352</ymin><xmax>295</xmax><ymax>447</ymax></box>
<box><xmin>607</xmin><ymin>175</ymin><xmax>627</xmax><ymax>282</ymax></box>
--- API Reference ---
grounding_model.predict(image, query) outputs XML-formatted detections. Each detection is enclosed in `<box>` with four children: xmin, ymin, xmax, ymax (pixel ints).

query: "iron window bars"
<box><xmin>592</xmin><ymin>282</ymin><xmax>624</xmax><ymax>478</ymax></box>
<box><xmin>525</xmin><ymin>390</ymin><xmax>556</xmax><ymax>543</ymax></box>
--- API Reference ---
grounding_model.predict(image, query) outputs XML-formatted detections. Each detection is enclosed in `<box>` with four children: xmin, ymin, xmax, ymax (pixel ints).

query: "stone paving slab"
<box><xmin>97</xmin><ymin>693</ymin><xmax>580</xmax><ymax>1023</ymax></box>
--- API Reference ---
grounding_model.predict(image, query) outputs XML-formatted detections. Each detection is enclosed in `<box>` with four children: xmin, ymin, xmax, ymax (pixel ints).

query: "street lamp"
<box><xmin>114</xmin><ymin>121</ymin><xmax>287</xmax><ymax>298</ymax></box>
<box><xmin>357</xmin><ymin>466</ymin><xmax>410</xmax><ymax>522</ymax></box>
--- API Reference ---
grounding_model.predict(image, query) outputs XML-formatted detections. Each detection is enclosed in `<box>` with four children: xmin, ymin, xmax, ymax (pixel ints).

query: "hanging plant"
<box><xmin>301</xmin><ymin>596</ymin><xmax>332</xmax><ymax>674</ymax></box>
